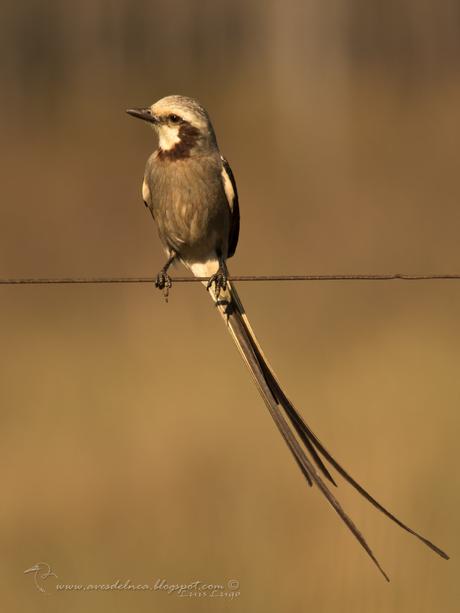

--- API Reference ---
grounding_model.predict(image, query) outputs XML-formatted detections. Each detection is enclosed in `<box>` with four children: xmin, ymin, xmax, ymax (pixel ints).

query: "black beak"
<box><xmin>126</xmin><ymin>107</ymin><xmax>158</xmax><ymax>124</ymax></box>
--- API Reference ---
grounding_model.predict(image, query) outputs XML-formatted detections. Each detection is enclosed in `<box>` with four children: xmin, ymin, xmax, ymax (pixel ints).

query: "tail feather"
<box><xmin>225</xmin><ymin>284</ymin><xmax>336</xmax><ymax>486</ymax></box>
<box><xmin>206</xmin><ymin>279</ymin><xmax>449</xmax><ymax>580</ymax></box>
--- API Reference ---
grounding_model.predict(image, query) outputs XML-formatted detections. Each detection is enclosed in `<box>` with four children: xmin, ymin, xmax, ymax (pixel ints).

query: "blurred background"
<box><xmin>1</xmin><ymin>1</ymin><xmax>459</xmax><ymax>611</ymax></box>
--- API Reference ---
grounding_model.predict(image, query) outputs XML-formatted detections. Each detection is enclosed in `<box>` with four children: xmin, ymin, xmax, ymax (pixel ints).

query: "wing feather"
<box><xmin>221</xmin><ymin>156</ymin><xmax>240</xmax><ymax>258</ymax></box>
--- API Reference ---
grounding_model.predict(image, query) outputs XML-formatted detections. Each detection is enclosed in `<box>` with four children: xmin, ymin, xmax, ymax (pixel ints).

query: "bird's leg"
<box><xmin>155</xmin><ymin>251</ymin><xmax>176</xmax><ymax>300</ymax></box>
<box><xmin>207</xmin><ymin>255</ymin><xmax>228</xmax><ymax>300</ymax></box>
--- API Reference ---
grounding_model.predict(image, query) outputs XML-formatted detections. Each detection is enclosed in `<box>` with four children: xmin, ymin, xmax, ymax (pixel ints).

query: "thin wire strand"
<box><xmin>1</xmin><ymin>274</ymin><xmax>460</xmax><ymax>285</ymax></box>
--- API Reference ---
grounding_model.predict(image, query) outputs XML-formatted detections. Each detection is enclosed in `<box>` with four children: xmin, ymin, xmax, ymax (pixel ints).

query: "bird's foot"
<box><xmin>207</xmin><ymin>268</ymin><xmax>227</xmax><ymax>299</ymax></box>
<box><xmin>155</xmin><ymin>270</ymin><xmax>173</xmax><ymax>301</ymax></box>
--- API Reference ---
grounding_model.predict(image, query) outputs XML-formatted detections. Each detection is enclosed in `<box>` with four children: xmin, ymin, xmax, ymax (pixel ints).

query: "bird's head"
<box><xmin>126</xmin><ymin>95</ymin><xmax>217</xmax><ymax>159</ymax></box>
<box><xmin>24</xmin><ymin>563</ymin><xmax>41</xmax><ymax>574</ymax></box>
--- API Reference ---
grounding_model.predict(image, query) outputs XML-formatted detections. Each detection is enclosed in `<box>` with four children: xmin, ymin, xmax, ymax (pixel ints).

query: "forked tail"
<box><xmin>206</xmin><ymin>279</ymin><xmax>448</xmax><ymax>581</ymax></box>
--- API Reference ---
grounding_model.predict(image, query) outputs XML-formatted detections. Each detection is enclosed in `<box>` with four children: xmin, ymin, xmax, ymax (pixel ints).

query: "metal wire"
<box><xmin>1</xmin><ymin>273</ymin><xmax>460</xmax><ymax>285</ymax></box>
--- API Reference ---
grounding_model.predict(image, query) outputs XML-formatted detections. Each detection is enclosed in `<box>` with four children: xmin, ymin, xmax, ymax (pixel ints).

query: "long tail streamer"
<box><xmin>207</xmin><ymin>280</ymin><xmax>448</xmax><ymax>581</ymax></box>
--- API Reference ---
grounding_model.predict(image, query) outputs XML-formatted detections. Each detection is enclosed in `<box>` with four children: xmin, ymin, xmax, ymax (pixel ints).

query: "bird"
<box><xmin>24</xmin><ymin>562</ymin><xmax>57</xmax><ymax>593</ymax></box>
<box><xmin>126</xmin><ymin>95</ymin><xmax>448</xmax><ymax>581</ymax></box>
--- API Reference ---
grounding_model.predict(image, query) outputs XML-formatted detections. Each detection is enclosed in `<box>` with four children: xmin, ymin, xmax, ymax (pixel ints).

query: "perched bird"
<box><xmin>127</xmin><ymin>95</ymin><xmax>448</xmax><ymax>580</ymax></box>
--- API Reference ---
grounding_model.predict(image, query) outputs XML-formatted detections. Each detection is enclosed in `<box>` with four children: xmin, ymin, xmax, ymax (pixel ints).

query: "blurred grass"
<box><xmin>1</xmin><ymin>2</ymin><xmax>459</xmax><ymax>612</ymax></box>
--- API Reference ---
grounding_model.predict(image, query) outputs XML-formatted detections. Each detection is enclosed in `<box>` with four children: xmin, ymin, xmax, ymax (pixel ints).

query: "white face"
<box><xmin>157</xmin><ymin>124</ymin><xmax>181</xmax><ymax>151</ymax></box>
<box><xmin>148</xmin><ymin>96</ymin><xmax>215</xmax><ymax>153</ymax></box>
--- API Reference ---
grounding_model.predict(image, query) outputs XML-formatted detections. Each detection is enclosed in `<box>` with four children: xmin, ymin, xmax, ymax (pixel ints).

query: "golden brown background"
<box><xmin>1</xmin><ymin>1</ymin><xmax>459</xmax><ymax>611</ymax></box>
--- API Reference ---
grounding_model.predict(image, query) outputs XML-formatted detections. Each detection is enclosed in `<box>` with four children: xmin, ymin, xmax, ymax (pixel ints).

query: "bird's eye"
<box><xmin>168</xmin><ymin>114</ymin><xmax>181</xmax><ymax>123</ymax></box>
